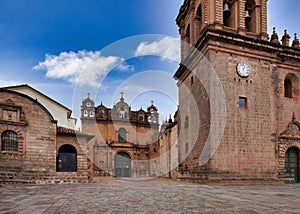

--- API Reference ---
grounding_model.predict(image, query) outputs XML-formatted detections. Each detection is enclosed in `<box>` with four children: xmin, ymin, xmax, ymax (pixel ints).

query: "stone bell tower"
<box><xmin>174</xmin><ymin>0</ymin><xmax>300</xmax><ymax>184</ymax></box>
<box><xmin>177</xmin><ymin>0</ymin><xmax>268</xmax><ymax>59</ymax></box>
<box><xmin>177</xmin><ymin>0</ymin><xmax>268</xmax><ymax>44</ymax></box>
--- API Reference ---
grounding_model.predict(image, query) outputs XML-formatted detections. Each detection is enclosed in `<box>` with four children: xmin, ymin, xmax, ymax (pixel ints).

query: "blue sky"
<box><xmin>0</xmin><ymin>0</ymin><xmax>299</xmax><ymax>124</ymax></box>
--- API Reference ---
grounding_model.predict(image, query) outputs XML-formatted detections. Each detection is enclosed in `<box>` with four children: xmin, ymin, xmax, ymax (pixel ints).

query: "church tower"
<box><xmin>177</xmin><ymin>0</ymin><xmax>268</xmax><ymax>60</ymax></box>
<box><xmin>175</xmin><ymin>0</ymin><xmax>300</xmax><ymax>184</ymax></box>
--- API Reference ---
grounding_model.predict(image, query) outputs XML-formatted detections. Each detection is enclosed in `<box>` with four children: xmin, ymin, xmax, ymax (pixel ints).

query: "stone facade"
<box><xmin>158</xmin><ymin>114</ymin><xmax>179</xmax><ymax>178</ymax></box>
<box><xmin>0</xmin><ymin>86</ymin><xmax>93</xmax><ymax>183</ymax></box>
<box><xmin>2</xmin><ymin>0</ymin><xmax>300</xmax><ymax>185</ymax></box>
<box><xmin>81</xmin><ymin>94</ymin><xmax>160</xmax><ymax>178</ymax></box>
<box><xmin>172</xmin><ymin>0</ymin><xmax>300</xmax><ymax>184</ymax></box>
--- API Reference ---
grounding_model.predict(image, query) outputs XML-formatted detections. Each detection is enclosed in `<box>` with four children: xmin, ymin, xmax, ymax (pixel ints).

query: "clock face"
<box><xmin>237</xmin><ymin>61</ymin><xmax>251</xmax><ymax>77</ymax></box>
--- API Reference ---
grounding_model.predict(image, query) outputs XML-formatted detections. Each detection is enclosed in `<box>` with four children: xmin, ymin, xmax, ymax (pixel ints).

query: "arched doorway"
<box><xmin>285</xmin><ymin>147</ymin><xmax>299</xmax><ymax>184</ymax></box>
<box><xmin>114</xmin><ymin>152</ymin><xmax>131</xmax><ymax>177</ymax></box>
<box><xmin>57</xmin><ymin>144</ymin><xmax>77</xmax><ymax>172</ymax></box>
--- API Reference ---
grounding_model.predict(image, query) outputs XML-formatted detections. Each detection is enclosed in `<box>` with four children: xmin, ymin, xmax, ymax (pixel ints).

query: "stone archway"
<box><xmin>278</xmin><ymin>121</ymin><xmax>300</xmax><ymax>183</ymax></box>
<box><xmin>285</xmin><ymin>147</ymin><xmax>299</xmax><ymax>184</ymax></box>
<box><xmin>57</xmin><ymin>144</ymin><xmax>77</xmax><ymax>172</ymax></box>
<box><xmin>114</xmin><ymin>152</ymin><xmax>131</xmax><ymax>177</ymax></box>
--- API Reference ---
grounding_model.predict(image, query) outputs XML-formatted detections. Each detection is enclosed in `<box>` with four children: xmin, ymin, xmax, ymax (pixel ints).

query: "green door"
<box><xmin>114</xmin><ymin>152</ymin><xmax>131</xmax><ymax>177</ymax></box>
<box><xmin>285</xmin><ymin>147</ymin><xmax>299</xmax><ymax>184</ymax></box>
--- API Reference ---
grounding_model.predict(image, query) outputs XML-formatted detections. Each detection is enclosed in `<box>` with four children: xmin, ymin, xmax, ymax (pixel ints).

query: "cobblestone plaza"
<box><xmin>1</xmin><ymin>178</ymin><xmax>299</xmax><ymax>213</ymax></box>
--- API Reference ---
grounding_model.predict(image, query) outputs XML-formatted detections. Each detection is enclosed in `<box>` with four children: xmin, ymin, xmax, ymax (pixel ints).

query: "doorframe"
<box><xmin>114</xmin><ymin>152</ymin><xmax>132</xmax><ymax>177</ymax></box>
<box><xmin>284</xmin><ymin>147</ymin><xmax>299</xmax><ymax>184</ymax></box>
<box><xmin>278</xmin><ymin>140</ymin><xmax>300</xmax><ymax>184</ymax></box>
<box><xmin>56</xmin><ymin>144</ymin><xmax>77</xmax><ymax>172</ymax></box>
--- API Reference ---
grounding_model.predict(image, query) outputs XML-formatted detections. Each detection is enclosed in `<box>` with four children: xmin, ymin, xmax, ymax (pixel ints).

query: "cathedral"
<box><xmin>81</xmin><ymin>94</ymin><xmax>160</xmax><ymax>178</ymax></box>
<box><xmin>169</xmin><ymin>0</ymin><xmax>300</xmax><ymax>184</ymax></box>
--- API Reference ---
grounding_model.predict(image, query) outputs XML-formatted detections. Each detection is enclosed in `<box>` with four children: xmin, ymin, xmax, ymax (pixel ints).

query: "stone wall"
<box><xmin>174</xmin><ymin>0</ymin><xmax>300</xmax><ymax>184</ymax></box>
<box><xmin>0</xmin><ymin>90</ymin><xmax>57</xmax><ymax>183</ymax></box>
<box><xmin>0</xmin><ymin>90</ymin><xmax>91</xmax><ymax>183</ymax></box>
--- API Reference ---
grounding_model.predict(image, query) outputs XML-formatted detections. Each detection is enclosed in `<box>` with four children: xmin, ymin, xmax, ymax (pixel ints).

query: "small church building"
<box><xmin>0</xmin><ymin>85</ymin><xmax>93</xmax><ymax>183</ymax></box>
<box><xmin>81</xmin><ymin>94</ymin><xmax>160</xmax><ymax>178</ymax></box>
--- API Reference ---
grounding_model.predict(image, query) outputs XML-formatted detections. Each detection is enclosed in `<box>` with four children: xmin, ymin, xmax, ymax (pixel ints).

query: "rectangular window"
<box><xmin>239</xmin><ymin>97</ymin><xmax>247</xmax><ymax>109</ymax></box>
<box><xmin>185</xmin><ymin>143</ymin><xmax>189</xmax><ymax>153</ymax></box>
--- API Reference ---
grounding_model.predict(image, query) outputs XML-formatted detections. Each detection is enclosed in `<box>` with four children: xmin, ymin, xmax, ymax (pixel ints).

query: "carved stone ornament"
<box><xmin>279</xmin><ymin>121</ymin><xmax>300</xmax><ymax>139</ymax></box>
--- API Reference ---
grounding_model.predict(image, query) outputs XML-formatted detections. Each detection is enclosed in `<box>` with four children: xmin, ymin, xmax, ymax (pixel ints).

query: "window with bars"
<box><xmin>1</xmin><ymin>130</ymin><xmax>18</xmax><ymax>152</ymax></box>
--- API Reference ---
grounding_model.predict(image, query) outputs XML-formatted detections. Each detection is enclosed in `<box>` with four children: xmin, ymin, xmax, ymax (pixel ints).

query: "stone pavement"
<box><xmin>0</xmin><ymin>177</ymin><xmax>300</xmax><ymax>214</ymax></box>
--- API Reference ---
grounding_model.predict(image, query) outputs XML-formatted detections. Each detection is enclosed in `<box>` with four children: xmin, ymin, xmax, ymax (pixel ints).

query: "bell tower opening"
<box><xmin>223</xmin><ymin>1</ymin><xmax>235</xmax><ymax>29</ymax></box>
<box><xmin>245</xmin><ymin>0</ymin><xmax>257</xmax><ymax>33</ymax></box>
<box><xmin>176</xmin><ymin>0</ymin><xmax>268</xmax><ymax>48</ymax></box>
<box><xmin>195</xmin><ymin>4</ymin><xmax>202</xmax><ymax>40</ymax></box>
<box><xmin>186</xmin><ymin>25</ymin><xmax>191</xmax><ymax>44</ymax></box>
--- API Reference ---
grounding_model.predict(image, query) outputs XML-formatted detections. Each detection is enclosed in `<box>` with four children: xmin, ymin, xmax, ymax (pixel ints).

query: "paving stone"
<box><xmin>0</xmin><ymin>177</ymin><xmax>299</xmax><ymax>213</ymax></box>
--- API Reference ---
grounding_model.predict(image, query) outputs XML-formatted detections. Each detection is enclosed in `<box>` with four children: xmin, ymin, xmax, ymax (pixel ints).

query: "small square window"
<box><xmin>239</xmin><ymin>97</ymin><xmax>247</xmax><ymax>109</ymax></box>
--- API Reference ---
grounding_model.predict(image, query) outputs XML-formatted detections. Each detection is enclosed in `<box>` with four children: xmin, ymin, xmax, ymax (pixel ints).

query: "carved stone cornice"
<box><xmin>279</xmin><ymin>121</ymin><xmax>300</xmax><ymax>140</ymax></box>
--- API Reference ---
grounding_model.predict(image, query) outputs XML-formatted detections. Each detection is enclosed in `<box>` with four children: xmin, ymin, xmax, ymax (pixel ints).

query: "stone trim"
<box><xmin>278</xmin><ymin>139</ymin><xmax>300</xmax><ymax>180</ymax></box>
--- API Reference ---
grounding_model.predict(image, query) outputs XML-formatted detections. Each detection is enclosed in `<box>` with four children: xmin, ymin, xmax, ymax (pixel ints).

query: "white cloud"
<box><xmin>134</xmin><ymin>37</ymin><xmax>180</xmax><ymax>61</ymax></box>
<box><xmin>116</xmin><ymin>64</ymin><xmax>134</xmax><ymax>72</ymax></box>
<box><xmin>33</xmin><ymin>50</ymin><xmax>132</xmax><ymax>88</ymax></box>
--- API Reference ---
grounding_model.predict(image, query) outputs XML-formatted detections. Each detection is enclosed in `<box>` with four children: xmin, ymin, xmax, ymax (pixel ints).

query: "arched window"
<box><xmin>118</xmin><ymin>128</ymin><xmax>127</xmax><ymax>142</ymax></box>
<box><xmin>285</xmin><ymin>79</ymin><xmax>292</xmax><ymax>98</ymax></box>
<box><xmin>1</xmin><ymin>130</ymin><xmax>18</xmax><ymax>152</ymax></box>
<box><xmin>284</xmin><ymin>74</ymin><xmax>299</xmax><ymax>98</ymax></box>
